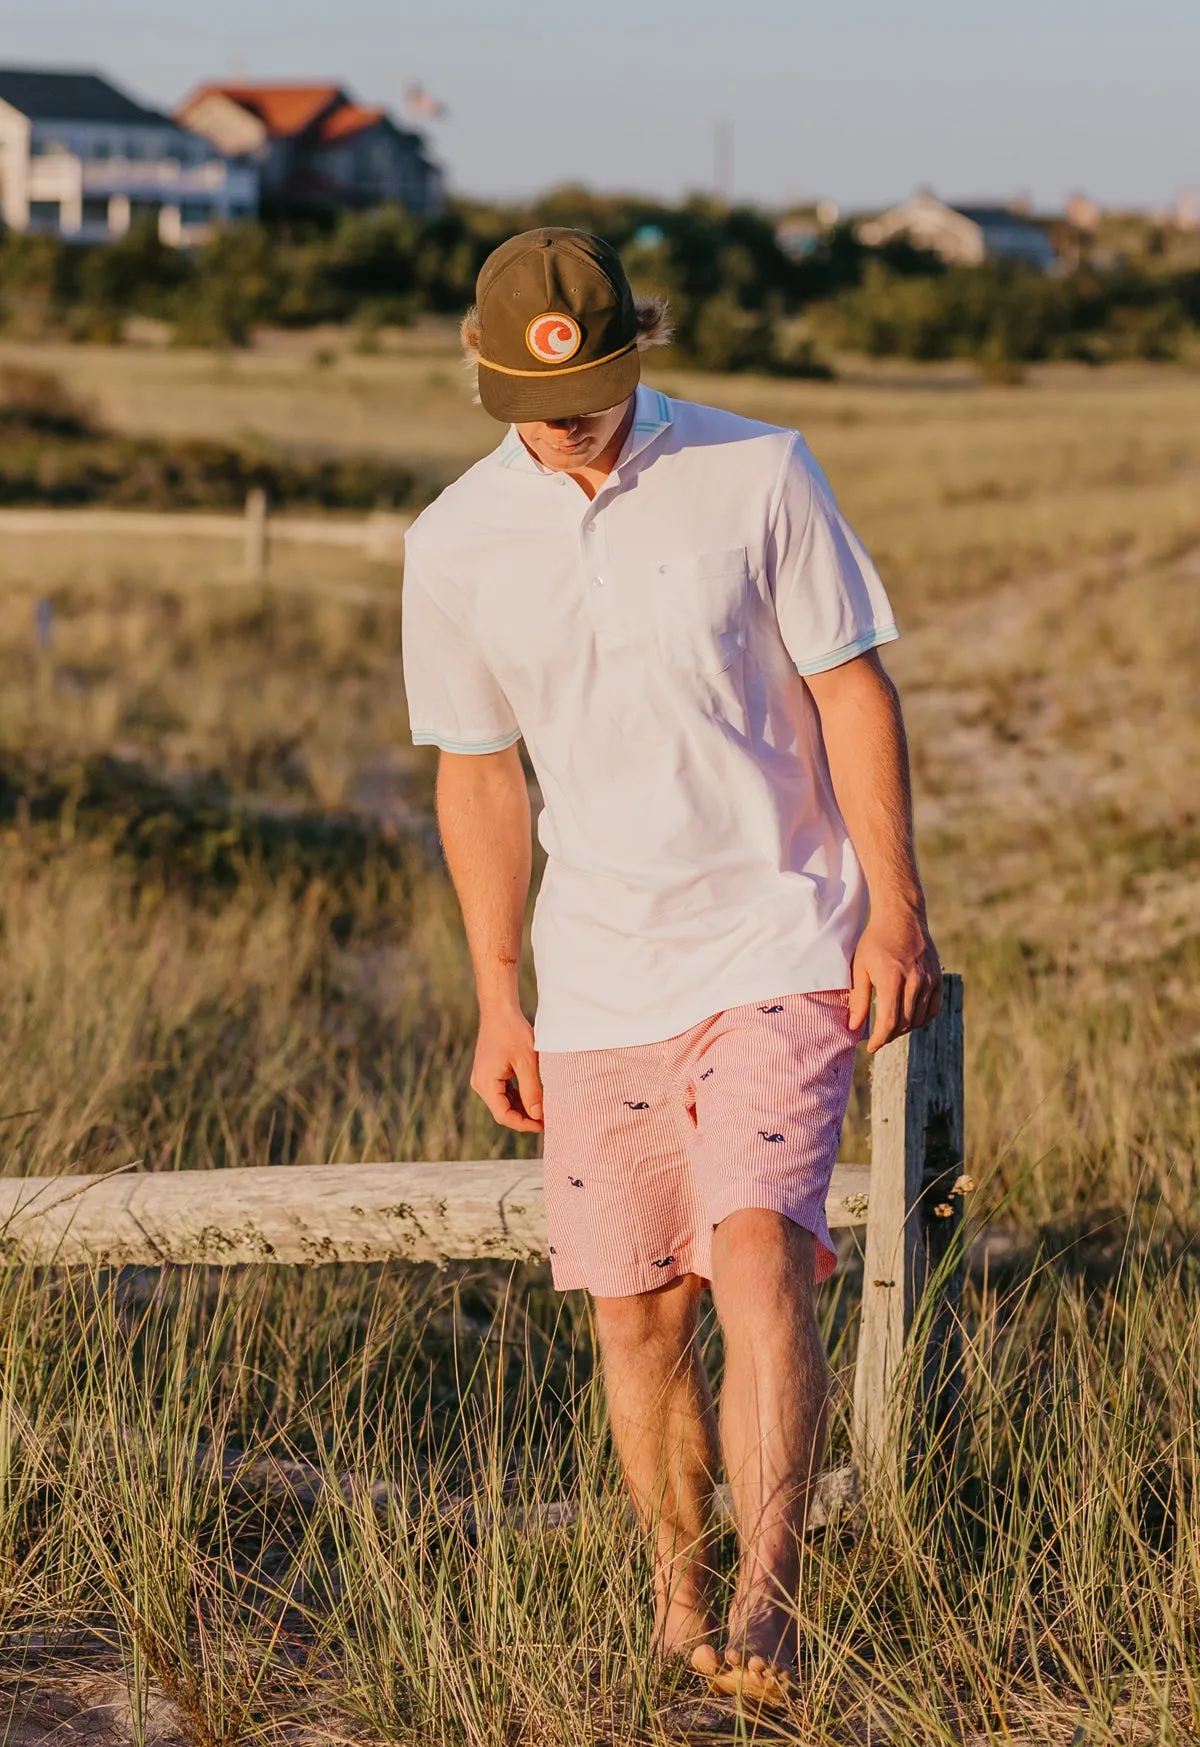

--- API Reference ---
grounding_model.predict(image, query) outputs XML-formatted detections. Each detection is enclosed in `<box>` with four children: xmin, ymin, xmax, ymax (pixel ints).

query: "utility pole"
<box><xmin>714</xmin><ymin>119</ymin><xmax>734</xmax><ymax>205</ymax></box>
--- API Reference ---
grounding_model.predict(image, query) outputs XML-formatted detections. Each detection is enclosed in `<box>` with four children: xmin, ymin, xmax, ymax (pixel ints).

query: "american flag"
<box><xmin>404</xmin><ymin>83</ymin><xmax>447</xmax><ymax>121</ymax></box>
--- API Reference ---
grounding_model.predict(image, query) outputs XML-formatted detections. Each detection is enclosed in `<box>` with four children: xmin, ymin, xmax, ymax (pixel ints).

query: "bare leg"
<box><xmin>702</xmin><ymin>1210</ymin><xmax>829</xmax><ymax>1688</ymax></box>
<box><xmin>592</xmin><ymin>1274</ymin><xmax>720</xmax><ymax>1656</ymax></box>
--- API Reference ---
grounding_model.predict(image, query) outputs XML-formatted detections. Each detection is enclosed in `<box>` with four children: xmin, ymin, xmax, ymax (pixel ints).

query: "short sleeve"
<box><xmin>401</xmin><ymin>553</ymin><xmax>520</xmax><ymax>754</ymax></box>
<box><xmin>767</xmin><ymin>433</ymin><xmax>899</xmax><ymax>676</ymax></box>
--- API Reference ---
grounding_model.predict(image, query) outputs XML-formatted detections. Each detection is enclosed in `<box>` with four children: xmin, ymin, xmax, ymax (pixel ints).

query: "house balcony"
<box><xmin>79</xmin><ymin>157</ymin><xmax>256</xmax><ymax>201</ymax></box>
<box><xmin>22</xmin><ymin>153</ymin><xmax>258</xmax><ymax>242</ymax></box>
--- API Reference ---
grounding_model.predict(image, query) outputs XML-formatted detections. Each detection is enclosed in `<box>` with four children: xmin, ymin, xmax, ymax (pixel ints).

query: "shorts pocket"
<box><xmin>651</xmin><ymin>547</ymin><xmax>749</xmax><ymax>674</ymax></box>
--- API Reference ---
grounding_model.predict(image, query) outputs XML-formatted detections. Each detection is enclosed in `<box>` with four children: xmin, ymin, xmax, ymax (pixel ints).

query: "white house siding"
<box><xmin>858</xmin><ymin>195</ymin><xmax>986</xmax><ymax>264</ymax></box>
<box><xmin>858</xmin><ymin>192</ymin><xmax>1056</xmax><ymax>271</ymax></box>
<box><xmin>0</xmin><ymin>93</ymin><xmax>256</xmax><ymax>243</ymax></box>
<box><xmin>0</xmin><ymin>101</ymin><xmax>33</xmax><ymax>232</ymax></box>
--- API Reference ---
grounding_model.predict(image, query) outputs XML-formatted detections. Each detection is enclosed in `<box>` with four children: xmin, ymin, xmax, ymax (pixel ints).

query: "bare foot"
<box><xmin>656</xmin><ymin>1592</ymin><xmax>718</xmax><ymax>1661</ymax></box>
<box><xmin>693</xmin><ymin>1601</ymin><xmax>799</xmax><ymax>1711</ymax></box>
<box><xmin>725</xmin><ymin>1598</ymin><xmax>797</xmax><ymax>1669</ymax></box>
<box><xmin>694</xmin><ymin>1646</ymin><xmax>796</xmax><ymax>1709</ymax></box>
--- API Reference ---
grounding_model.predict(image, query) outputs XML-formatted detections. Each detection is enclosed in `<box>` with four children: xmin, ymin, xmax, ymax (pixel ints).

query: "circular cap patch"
<box><xmin>525</xmin><ymin>312</ymin><xmax>583</xmax><ymax>365</ymax></box>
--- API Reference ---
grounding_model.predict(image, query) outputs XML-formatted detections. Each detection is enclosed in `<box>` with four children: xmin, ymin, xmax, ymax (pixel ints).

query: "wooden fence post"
<box><xmin>33</xmin><ymin>596</ymin><xmax>54</xmax><ymax>718</ymax></box>
<box><xmin>852</xmin><ymin>973</ymin><xmax>965</xmax><ymax>1485</ymax></box>
<box><xmin>244</xmin><ymin>488</ymin><xmax>269</xmax><ymax>582</ymax></box>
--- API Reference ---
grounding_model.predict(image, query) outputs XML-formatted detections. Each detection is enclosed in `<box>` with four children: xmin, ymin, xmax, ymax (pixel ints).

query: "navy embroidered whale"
<box><xmin>623</xmin><ymin>1099</ymin><xmax>651</xmax><ymax>1110</ymax></box>
<box><xmin>700</xmin><ymin>1067</ymin><xmax>715</xmax><ymax>1080</ymax></box>
<box><xmin>568</xmin><ymin>1176</ymin><xmax>584</xmax><ymax>1187</ymax></box>
<box><xmin>759</xmin><ymin>1130</ymin><xmax>786</xmax><ymax>1143</ymax></box>
<box><xmin>759</xmin><ymin>1003</ymin><xmax>785</xmax><ymax>1014</ymax></box>
<box><xmin>651</xmin><ymin>1257</ymin><xmax>675</xmax><ymax>1269</ymax></box>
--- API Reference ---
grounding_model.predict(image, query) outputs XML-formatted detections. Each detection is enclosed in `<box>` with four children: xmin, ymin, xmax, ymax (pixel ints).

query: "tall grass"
<box><xmin>0</xmin><ymin>826</ymin><xmax>531</xmax><ymax>1181</ymax></box>
<box><xmin>1</xmin><ymin>1252</ymin><xmax>1197</xmax><ymax>1744</ymax></box>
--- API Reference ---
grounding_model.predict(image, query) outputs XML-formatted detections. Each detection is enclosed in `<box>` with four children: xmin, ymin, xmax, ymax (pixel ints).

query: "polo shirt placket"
<box><xmin>502</xmin><ymin>396</ymin><xmax>672</xmax><ymax>650</ymax></box>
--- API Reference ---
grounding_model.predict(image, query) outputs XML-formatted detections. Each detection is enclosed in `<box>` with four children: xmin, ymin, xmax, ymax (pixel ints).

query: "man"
<box><xmin>402</xmin><ymin>229</ymin><xmax>940</xmax><ymax>1704</ymax></box>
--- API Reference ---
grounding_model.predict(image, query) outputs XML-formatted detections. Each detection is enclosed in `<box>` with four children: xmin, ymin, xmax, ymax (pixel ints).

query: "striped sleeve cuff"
<box><xmin>411</xmin><ymin>728</ymin><xmax>522</xmax><ymax>754</ymax></box>
<box><xmin>791</xmin><ymin>624</ymin><xmax>900</xmax><ymax>677</ymax></box>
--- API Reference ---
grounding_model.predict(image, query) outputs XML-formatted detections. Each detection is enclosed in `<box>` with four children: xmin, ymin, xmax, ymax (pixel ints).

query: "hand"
<box><xmin>470</xmin><ymin>1006</ymin><xmax>544</xmax><ymax>1133</ymax></box>
<box><xmin>849</xmin><ymin>907</ymin><xmax>942</xmax><ymax>1054</ymax></box>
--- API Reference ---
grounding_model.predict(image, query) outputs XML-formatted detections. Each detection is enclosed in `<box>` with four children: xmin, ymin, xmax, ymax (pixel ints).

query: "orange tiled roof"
<box><xmin>315</xmin><ymin>102</ymin><xmax>385</xmax><ymax>144</ymax></box>
<box><xmin>182</xmin><ymin>82</ymin><xmax>343</xmax><ymax>138</ymax></box>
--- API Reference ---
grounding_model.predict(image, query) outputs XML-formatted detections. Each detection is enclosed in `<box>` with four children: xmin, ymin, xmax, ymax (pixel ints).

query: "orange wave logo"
<box><xmin>525</xmin><ymin>313</ymin><xmax>583</xmax><ymax>364</ymax></box>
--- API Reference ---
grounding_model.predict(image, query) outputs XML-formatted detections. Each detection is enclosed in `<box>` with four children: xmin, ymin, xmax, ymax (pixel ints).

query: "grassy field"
<box><xmin>0</xmin><ymin>336</ymin><xmax>1198</xmax><ymax>1743</ymax></box>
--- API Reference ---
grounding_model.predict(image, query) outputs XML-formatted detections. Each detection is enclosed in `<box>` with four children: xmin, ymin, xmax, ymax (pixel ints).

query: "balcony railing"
<box><xmin>80</xmin><ymin>158</ymin><xmax>255</xmax><ymax>196</ymax></box>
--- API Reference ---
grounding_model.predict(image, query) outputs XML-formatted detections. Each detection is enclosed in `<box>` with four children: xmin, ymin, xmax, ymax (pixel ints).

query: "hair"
<box><xmin>459</xmin><ymin>295</ymin><xmax>672</xmax><ymax>400</ymax></box>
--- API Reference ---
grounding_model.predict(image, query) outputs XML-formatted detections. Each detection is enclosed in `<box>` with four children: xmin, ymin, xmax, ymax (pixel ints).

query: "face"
<box><xmin>514</xmin><ymin>396</ymin><xmax>634</xmax><ymax>472</ymax></box>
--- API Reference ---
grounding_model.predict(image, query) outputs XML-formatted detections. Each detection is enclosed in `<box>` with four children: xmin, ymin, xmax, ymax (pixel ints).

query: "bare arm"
<box><xmin>804</xmin><ymin>650</ymin><xmax>941</xmax><ymax>1052</ymax></box>
<box><xmin>436</xmin><ymin>745</ymin><xmax>543</xmax><ymax>1132</ymax></box>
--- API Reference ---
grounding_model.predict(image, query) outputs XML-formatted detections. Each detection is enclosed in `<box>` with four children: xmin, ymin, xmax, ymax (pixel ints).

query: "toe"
<box><xmin>728</xmin><ymin>1655</ymin><xmax>796</xmax><ymax>1709</ymax></box>
<box><xmin>738</xmin><ymin>1664</ymin><xmax>769</xmax><ymax>1703</ymax></box>
<box><xmin>759</xmin><ymin>1665</ymin><xmax>795</xmax><ymax>1707</ymax></box>
<box><xmin>690</xmin><ymin>1642</ymin><xmax>720</xmax><ymax>1678</ymax></box>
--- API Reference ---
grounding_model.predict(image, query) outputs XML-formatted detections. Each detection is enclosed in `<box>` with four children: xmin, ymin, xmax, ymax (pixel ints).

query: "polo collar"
<box><xmin>496</xmin><ymin>424</ymin><xmax>532</xmax><ymax>470</ymax></box>
<box><xmin>495</xmin><ymin>382</ymin><xmax>673</xmax><ymax>476</ymax></box>
<box><xmin>622</xmin><ymin>383</ymin><xmax>673</xmax><ymax>467</ymax></box>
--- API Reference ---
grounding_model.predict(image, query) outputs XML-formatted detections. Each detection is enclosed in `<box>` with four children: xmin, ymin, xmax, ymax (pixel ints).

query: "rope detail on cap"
<box><xmin>476</xmin><ymin>336</ymin><xmax>638</xmax><ymax>378</ymax></box>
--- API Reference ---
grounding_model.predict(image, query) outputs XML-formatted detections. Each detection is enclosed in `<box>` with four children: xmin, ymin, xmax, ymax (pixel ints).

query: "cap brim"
<box><xmin>477</xmin><ymin>344</ymin><xmax>641</xmax><ymax>424</ymax></box>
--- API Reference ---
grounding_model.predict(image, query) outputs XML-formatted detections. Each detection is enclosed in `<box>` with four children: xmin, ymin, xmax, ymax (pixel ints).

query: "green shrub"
<box><xmin>688</xmin><ymin>293</ymin><xmax>778</xmax><ymax>372</ymax></box>
<box><xmin>1103</xmin><ymin>299</ymin><xmax>1185</xmax><ymax>361</ymax></box>
<box><xmin>0</xmin><ymin>194</ymin><xmax>1194</xmax><ymax>373</ymax></box>
<box><xmin>825</xmin><ymin>259</ymin><xmax>1195</xmax><ymax>365</ymax></box>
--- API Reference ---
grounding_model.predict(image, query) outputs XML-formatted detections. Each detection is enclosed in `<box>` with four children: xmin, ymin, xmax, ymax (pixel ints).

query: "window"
<box><xmin>180</xmin><ymin>201</ymin><xmax>212</xmax><ymax>225</ymax></box>
<box><xmin>82</xmin><ymin>197</ymin><xmax>110</xmax><ymax>228</ymax></box>
<box><xmin>27</xmin><ymin>200</ymin><xmax>61</xmax><ymax>231</ymax></box>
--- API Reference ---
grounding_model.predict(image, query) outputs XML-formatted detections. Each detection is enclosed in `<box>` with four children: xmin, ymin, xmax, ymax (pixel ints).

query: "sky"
<box><xmin>4</xmin><ymin>0</ymin><xmax>1197</xmax><ymax>213</ymax></box>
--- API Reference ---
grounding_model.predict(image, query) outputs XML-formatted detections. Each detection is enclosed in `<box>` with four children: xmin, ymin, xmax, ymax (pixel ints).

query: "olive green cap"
<box><xmin>473</xmin><ymin>227</ymin><xmax>640</xmax><ymax>423</ymax></box>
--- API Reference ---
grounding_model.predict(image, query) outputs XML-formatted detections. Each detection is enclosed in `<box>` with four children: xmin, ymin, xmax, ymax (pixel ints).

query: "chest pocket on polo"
<box><xmin>651</xmin><ymin>547</ymin><xmax>749</xmax><ymax>674</ymax></box>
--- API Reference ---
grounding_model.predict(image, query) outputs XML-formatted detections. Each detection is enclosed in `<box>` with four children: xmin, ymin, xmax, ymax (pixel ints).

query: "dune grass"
<box><xmin>1</xmin><ymin>1250</ymin><xmax>1198</xmax><ymax>1744</ymax></box>
<box><xmin>0</xmin><ymin>343</ymin><xmax>1197</xmax><ymax>1739</ymax></box>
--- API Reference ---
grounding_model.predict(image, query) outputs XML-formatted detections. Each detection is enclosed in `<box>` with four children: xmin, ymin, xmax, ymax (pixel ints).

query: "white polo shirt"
<box><xmin>402</xmin><ymin>383</ymin><xmax>898</xmax><ymax>1052</ymax></box>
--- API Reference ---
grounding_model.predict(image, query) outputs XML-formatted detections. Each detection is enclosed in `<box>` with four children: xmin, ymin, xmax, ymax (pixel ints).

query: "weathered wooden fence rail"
<box><xmin>0</xmin><ymin>497</ymin><xmax>413</xmax><ymax>568</ymax></box>
<box><xmin>0</xmin><ymin>1160</ymin><xmax>873</xmax><ymax>1271</ymax></box>
<box><xmin>0</xmin><ymin>976</ymin><xmax>964</xmax><ymax>1484</ymax></box>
